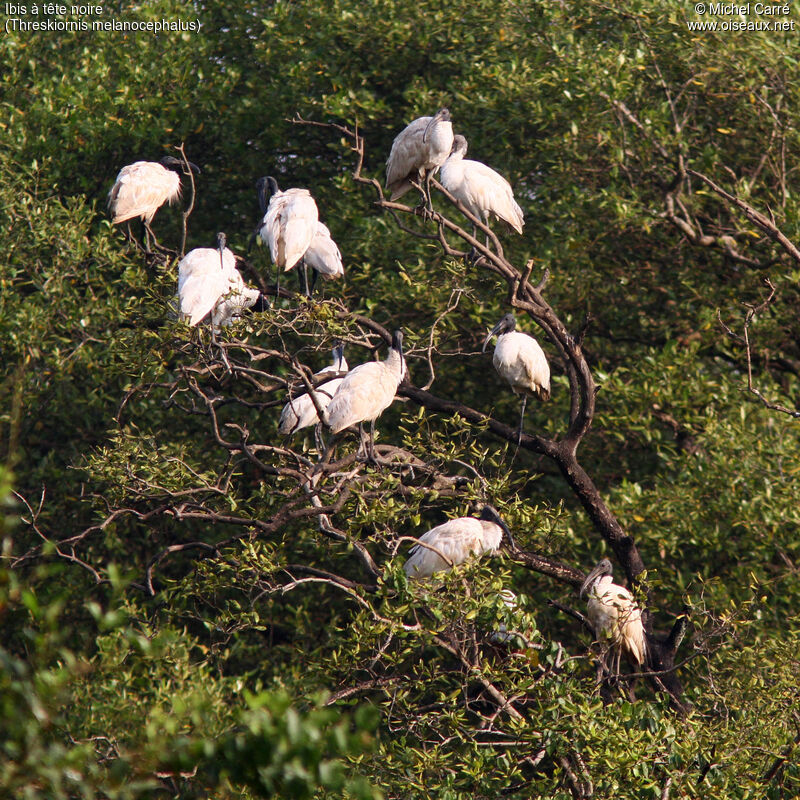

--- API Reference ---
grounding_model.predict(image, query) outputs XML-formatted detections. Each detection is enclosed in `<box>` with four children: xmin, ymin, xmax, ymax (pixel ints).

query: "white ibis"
<box><xmin>439</xmin><ymin>135</ymin><xmax>523</xmax><ymax>248</ymax></box>
<box><xmin>303</xmin><ymin>222</ymin><xmax>344</xmax><ymax>293</ymax></box>
<box><xmin>279</xmin><ymin>346</ymin><xmax>348</xmax><ymax>435</ymax></box>
<box><xmin>256</xmin><ymin>176</ymin><xmax>319</xmax><ymax>296</ymax></box>
<box><xmin>580</xmin><ymin>558</ymin><xmax>647</xmax><ymax>671</ymax></box>
<box><xmin>385</xmin><ymin>108</ymin><xmax>454</xmax><ymax>208</ymax></box>
<box><xmin>404</xmin><ymin>505</ymin><xmax>515</xmax><ymax>580</ymax></box>
<box><xmin>177</xmin><ymin>232</ymin><xmax>267</xmax><ymax>329</ymax></box>
<box><xmin>108</xmin><ymin>156</ymin><xmax>199</xmax><ymax>250</ymax></box>
<box><xmin>323</xmin><ymin>331</ymin><xmax>406</xmax><ymax>460</ymax></box>
<box><xmin>483</xmin><ymin>313</ymin><xmax>550</xmax><ymax>444</ymax></box>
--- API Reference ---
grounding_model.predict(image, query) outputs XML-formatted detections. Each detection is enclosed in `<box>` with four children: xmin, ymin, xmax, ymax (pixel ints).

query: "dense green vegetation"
<box><xmin>2</xmin><ymin>0</ymin><xmax>800</xmax><ymax>797</ymax></box>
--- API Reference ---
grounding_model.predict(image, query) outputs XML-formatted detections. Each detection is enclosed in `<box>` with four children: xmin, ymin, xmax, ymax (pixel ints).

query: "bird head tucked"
<box><xmin>423</xmin><ymin>107</ymin><xmax>451</xmax><ymax>143</ymax></box>
<box><xmin>450</xmin><ymin>135</ymin><xmax>469</xmax><ymax>157</ymax></box>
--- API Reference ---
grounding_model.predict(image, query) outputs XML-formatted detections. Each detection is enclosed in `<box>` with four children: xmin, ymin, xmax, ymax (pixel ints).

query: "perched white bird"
<box><xmin>178</xmin><ymin>232</ymin><xmax>267</xmax><ymax>329</ymax></box>
<box><xmin>483</xmin><ymin>313</ymin><xmax>550</xmax><ymax>443</ymax></box>
<box><xmin>324</xmin><ymin>331</ymin><xmax>406</xmax><ymax>459</ymax></box>
<box><xmin>385</xmin><ymin>108</ymin><xmax>454</xmax><ymax>206</ymax></box>
<box><xmin>279</xmin><ymin>346</ymin><xmax>348</xmax><ymax>435</ymax></box>
<box><xmin>404</xmin><ymin>506</ymin><xmax>515</xmax><ymax>580</ymax></box>
<box><xmin>580</xmin><ymin>558</ymin><xmax>647</xmax><ymax>670</ymax></box>
<box><xmin>256</xmin><ymin>176</ymin><xmax>319</xmax><ymax>295</ymax></box>
<box><xmin>439</xmin><ymin>135</ymin><xmax>524</xmax><ymax>246</ymax></box>
<box><xmin>108</xmin><ymin>156</ymin><xmax>199</xmax><ymax>250</ymax></box>
<box><xmin>303</xmin><ymin>222</ymin><xmax>344</xmax><ymax>291</ymax></box>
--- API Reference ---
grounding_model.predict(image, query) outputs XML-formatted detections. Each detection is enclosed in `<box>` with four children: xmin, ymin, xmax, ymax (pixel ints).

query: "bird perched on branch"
<box><xmin>303</xmin><ymin>221</ymin><xmax>344</xmax><ymax>292</ymax></box>
<box><xmin>483</xmin><ymin>313</ymin><xmax>550</xmax><ymax>444</ymax></box>
<box><xmin>580</xmin><ymin>558</ymin><xmax>647</xmax><ymax>671</ymax></box>
<box><xmin>177</xmin><ymin>232</ymin><xmax>267</xmax><ymax>330</ymax></box>
<box><xmin>404</xmin><ymin>505</ymin><xmax>515</xmax><ymax>580</ymax></box>
<box><xmin>256</xmin><ymin>176</ymin><xmax>320</xmax><ymax>296</ymax></box>
<box><xmin>279</xmin><ymin>346</ymin><xmax>348</xmax><ymax>436</ymax></box>
<box><xmin>385</xmin><ymin>108</ymin><xmax>454</xmax><ymax>208</ymax></box>
<box><xmin>439</xmin><ymin>135</ymin><xmax>524</xmax><ymax>248</ymax></box>
<box><xmin>324</xmin><ymin>331</ymin><xmax>406</xmax><ymax>460</ymax></box>
<box><xmin>108</xmin><ymin>156</ymin><xmax>199</xmax><ymax>251</ymax></box>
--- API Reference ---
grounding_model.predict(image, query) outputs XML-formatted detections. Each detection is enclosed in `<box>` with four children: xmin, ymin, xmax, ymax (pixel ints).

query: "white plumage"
<box><xmin>257</xmin><ymin>176</ymin><xmax>319</xmax><ymax>272</ymax></box>
<box><xmin>440</xmin><ymin>135</ymin><xmax>524</xmax><ymax>235</ymax></box>
<box><xmin>404</xmin><ymin>506</ymin><xmax>513</xmax><ymax>579</ymax></box>
<box><xmin>483</xmin><ymin>313</ymin><xmax>550</xmax><ymax>442</ymax></box>
<box><xmin>108</xmin><ymin>156</ymin><xmax>194</xmax><ymax>225</ymax></box>
<box><xmin>580</xmin><ymin>558</ymin><xmax>647</xmax><ymax>668</ymax></box>
<box><xmin>324</xmin><ymin>331</ymin><xmax>406</xmax><ymax>434</ymax></box>
<box><xmin>303</xmin><ymin>222</ymin><xmax>344</xmax><ymax>281</ymax></box>
<box><xmin>484</xmin><ymin>314</ymin><xmax>550</xmax><ymax>400</ymax></box>
<box><xmin>385</xmin><ymin>108</ymin><xmax>454</xmax><ymax>201</ymax></box>
<box><xmin>178</xmin><ymin>233</ymin><xmax>264</xmax><ymax>329</ymax></box>
<box><xmin>279</xmin><ymin>347</ymin><xmax>348</xmax><ymax>435</ymax></box>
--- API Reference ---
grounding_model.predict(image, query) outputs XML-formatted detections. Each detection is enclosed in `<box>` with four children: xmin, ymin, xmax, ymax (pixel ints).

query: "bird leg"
<box><xmin>210</xmin><ymin>325</ymin><xmax>232</xmax><ymax>375</ymax></box>
<box><xmin>368</xmin><ymin>418</ymin><xmax>377</xmax><ymax>463</ymax></box>
<box><xmin>139</xmin><ymin>219</ymin><xmax>151</xmax><ymax>254</ymax></box>
<box><xmin>423</xmin><ymin>170</ymin><xmax>435</xmax><ymax>214</ymax></box>
<box><xmin>517</xmin><ymin>395</ymin><xmax>527</xmax><ymax>447</ymax></box>
<box><xmin>356</xmin><ymin>422</ymin><xmax>368</xmax><ymax>460</ymax></box>
<box><xmin>313</xmin><ymin>422</ymin><xmax>328</xmax><ymax>454</ymax></box>
<box><xmin>308</xmin><ymin>267</ymin><xmax>320</xmax><ymax>298</ymax></box>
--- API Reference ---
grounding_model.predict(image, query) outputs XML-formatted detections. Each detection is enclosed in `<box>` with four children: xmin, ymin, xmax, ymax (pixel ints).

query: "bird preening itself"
<box><xmin>323</xmin><ymin>330</ymin><xmax>406</xmax><ymax>461</ymax></box>
<box><xmin>279</xmin><ymin>346</ymin><xmax>348</xmax><ymax>436</ymax></box>
<box><xmin>108</xmin><ymin>156</ymin><xmax>200</xmax><ymax>251</ymax></box>
<box><xmin>256</xmin><ymin>176</ymin><xmax>327</xmax><ymax>297</ymax></box>
<box><xmin>439</xmin><ymin>135</ymin><xmax>524</xmax><ymax>249</ymax></box>
<box><xmin>404</xmin><ymin>505</ymin><xmax>515</xmax><ymax>580</ymax></box>
<box><xmin>483</xmin><ymin>313</ymin><xmax>551</xmax><ymax>444</ymax></box>
<box><xmin>177</xmin><ymin>232</ymin><xmax>268</xmax><ymax>330</ymax></box>
<box><xmin>580</xmin><ymin>558</ymin><xmax>647</xmax><ymax>672</ymax></box>
<box><xmin>385</xmin><ymin>108</ymin><xmax>454</xmax><ymax>209</ymax></box>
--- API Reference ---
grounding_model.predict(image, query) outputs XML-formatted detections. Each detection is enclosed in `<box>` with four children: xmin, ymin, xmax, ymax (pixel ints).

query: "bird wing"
<box><xmin>462</xmin><ymin>159</ymin><xmax>523</xmax><ymax>233</ymax></box>
<box><xmin>405</xmin><ymin>518</ymin><xmax>486</xmax><ymax>578</ymax></box>
<box><xmin>108</xmin><ymin>162</ymin><xmax>181</xmax><ymax>224</ymax></box>
<box><xmin>278</xmin><ymin>376</ymin><xmax>344</xmax><ymax>434</ymax></box>
<box><xmin>385</xmin><ymin>117</ymin><xmax>431</xmax><ymax>198</ymax></box>
<box><xmin>304</xmin><ymin>223</ymin><xmax>343</xmax><ymax>278</ymax></box>
<box><xmin>324</xmin><ymin>361</ymin><xmax>395</xmax><ymax>432</ymax></box>
<box><xmin>495</xmin><ymin>332</ymin><xmax>550</xmax><ymax>399</ymax></box>
<box><xmin>262</xmin><ymin>189</ymin><xmax>318</xmax><ymax>270</ymax></box>
<box><xmin>178</xmin><ymin>248</ymin><xmax>231</xmax><ymax>326</ymax></box>
<box><xmin>588</xmin><ymin>581</ymin><xmax>646</xmax><ymax>665</ymax></box>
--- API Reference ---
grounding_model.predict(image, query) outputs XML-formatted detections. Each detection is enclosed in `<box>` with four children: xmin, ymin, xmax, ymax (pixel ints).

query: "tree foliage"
<box><xmin>3</xmin><ymin>1</ymin><xmax>800</xmax><ymax>797</ymax></box>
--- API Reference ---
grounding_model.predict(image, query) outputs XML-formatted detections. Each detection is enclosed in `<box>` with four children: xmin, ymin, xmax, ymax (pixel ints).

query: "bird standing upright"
<box><xmin>580</xmin><ymin>558</ymin><xmax>647</xmax><ymax>672</ymax></box>
<box><xmin>439</xmin><ymin>135</ymin><xmax>524</xmax><ymax>249</ymax></box>
<box><xmin>404</xmin><ymin>505</ymin><xmax>515</xmax><ymax>580</ymax></box>
<box><xmin>324</xmin><ymin>331</ymin><xmax>406</xmax><ymax>460</ymax></box>
<box><xmin>385</xmin><ymin>108</ymin><xmax>454</xmax><ymax>209</ymax></box>
<box><xmin>108</xmin><ymin>156</ymin><xmax>199</xmax><ymax>251</ymax></box>
<box><xmin>483</xmin><ymin>313</ymin><xmax>550</xmax><ymax>444</ymax></box>
<box><xmin>256</xmin><ymin>176</ymin><xmax>319</xmax><ymax>296</ymax></box>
